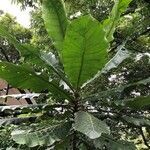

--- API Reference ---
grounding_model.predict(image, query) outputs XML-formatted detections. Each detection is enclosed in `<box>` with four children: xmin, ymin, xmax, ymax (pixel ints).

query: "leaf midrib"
<box><xmin>76</xmin><ymin>34</ymin><xmax>87</xmax><ymax>89</ymax></box>
<box><xmin>76</xmin><ymin>41</ymin><xmax>86</xmax><ymax>89</ymax></box>
<box><xmin>88</xmin><ymin>113</ymin><xmax>96</xmax><ymax>135</ymax></box>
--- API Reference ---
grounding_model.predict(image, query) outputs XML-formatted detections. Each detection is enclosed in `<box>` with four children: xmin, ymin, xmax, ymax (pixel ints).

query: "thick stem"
<box><xmin>72</xmin><ymin>92</ymin><xmax>80</xmax><ymax>150</ymax></box>
<box><xmin>72</xmin><ymin>102</ymin><xmax>78</xmax><ymax>150</ymax></box>
<box><xmin>72</xmin><ymin>131</ymin><xmax>77</xmax><ymax>150</ymax></box>
<box><xmin>140</xmin><ymin>127</ymin><xmax>150</xmax><ymax>149</ymax></box>
<box><xmin>4</xmin><ymin>84</ymin><xmax>9</xmax><ymax>103</ymax></box>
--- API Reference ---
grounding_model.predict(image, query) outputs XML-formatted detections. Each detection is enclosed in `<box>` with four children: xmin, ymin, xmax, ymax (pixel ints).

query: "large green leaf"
<box><xmin>103</xmin><ymin>0</ymin><xmax>132</xmax><ymax>42</ymax></box>
<box><xmin>73</xmin><ymin>111</ymin><xmax>110</xmax><ymax>139</ymax></box>
<box><xmin>0</xmin><ymin>62</ymin><xmax>53</xmax><ymax>92</ymax></box>
<box><xmin>63</xmin><ymin>15</ymin><xmax>109</xmax><ymax>89</ymax></box>
<box><xmin>42</xmin><ymin>0</ymin><xmax>68</xmax><ymax>51</ymax></box>
<box><xmin>0</xmin><ymin>62</ymin><xmax>72</xmax><ymax>100</ymax></box>
<box><xmin>94</xmin><ymin>134</ymin><xmax>136</xmax><ymax>150</ymax></box>
<box><xmin>11</xmin><ymin>122</ymin><xmax>71</xmax><ymax>147</ymax></box>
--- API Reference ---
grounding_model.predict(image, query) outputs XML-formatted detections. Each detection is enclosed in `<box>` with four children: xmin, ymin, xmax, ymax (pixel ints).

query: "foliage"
<box><xmin>0</xmin><ymin>13</ymin><xmax>31</xmax><ymax>62</ymax></box>
<box><xmin>30</xmin><ymin>9</ymin><xmax>52</xmax><ymax>52</ymax></box>
<box><xmin>0</xmin><ymin>0</ymin><xmax>150</xmax><ymax>149</ymax></box>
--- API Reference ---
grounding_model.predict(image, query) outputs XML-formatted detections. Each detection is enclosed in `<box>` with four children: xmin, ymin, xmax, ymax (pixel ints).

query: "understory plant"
<box><xmin>0</xmin><ymin>0</ymin><xmax>150</xmax><ymax>149</ymax></box>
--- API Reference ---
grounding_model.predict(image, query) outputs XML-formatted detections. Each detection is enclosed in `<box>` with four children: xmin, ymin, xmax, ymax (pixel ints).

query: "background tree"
<box><xmin>0</xmin><ymin>12</ymin><xmax>31</xmax><ymax>62</ymax></box>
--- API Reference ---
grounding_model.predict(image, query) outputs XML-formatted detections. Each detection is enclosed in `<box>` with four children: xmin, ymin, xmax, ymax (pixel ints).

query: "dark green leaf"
<box><xmin>126</xmin><ymin>95</ymin><xmax>150</xmax><ymax>109</ymax></box>
<box><xmin>0</xmin><ymin>62</ymin><xmax>54</xmax><ymax>92</ymax></box>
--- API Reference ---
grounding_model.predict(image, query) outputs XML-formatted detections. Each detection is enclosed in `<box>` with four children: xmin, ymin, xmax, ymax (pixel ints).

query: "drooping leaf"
<box><xmin>123</xmin><ymin>116</ymin><xmax>150</xmax><ymax>127</ymax></box>
<box><xmin>0</xmin><ymin>62</ymin><xmax>72</xmax><ymax>100</ymax></box>
<box><xmin>125</xmin><ymin>95</ymin><xmax>150</xmax><ymax>109</ymax></box>
<box><xmin>106</xmin><ymin>95</ymin><xmax>150</xmax><ymax>110</ymax></box>
<box><xmin>73</xmin><ymin>111</ymin><xmax>110</xmax><ymax>139</ymax></box>
<box><xmin>84</xmin><ymin>77</ymin><xmax>150</xmax><ymax>105</ymax></box>
<box><xmin>102</xmin><ymin>47</ymin><xmax>131</xmax><ymax>73</ymax></box>
<box><xmin>63</xmin><ymin>15</ymin><xmax>109</xmax><ymax>88</ymax></box>
<box><xmin>0</xmin><ymin>117</ymin><xmax>36</xmax><ymax>126</ymax></box>
<box><xmin>42</xmin><ymin>0</ymin><xmax>68</xmax><ymax>51</ymax></box>
<box><xmin>103</xmin><ymin>0</ymin><xmax>132</xmax><ymax>42</ymax></box>
<box><xmin>11</xmin><ymin>122</ymin><xmax>71</xmax><ymax>147</ymax></box>
<box><xmin>0</xmin><ymin>62</ymin><xmax>53</xmax><ymax>92</ymax></box>
<box><xmin>0</xmin><ymin>104</ymin><xmax>68</xmax><ymax>117</ymax></box>
<box><xmin>0</xmin><ymin>93</ymin><xmax>40</xmax><ymax>99</ymax></box>
<box><xmin>94</xmin><ymin>134</ymin><xmax>136</xmax><ymax>150</ymax></box>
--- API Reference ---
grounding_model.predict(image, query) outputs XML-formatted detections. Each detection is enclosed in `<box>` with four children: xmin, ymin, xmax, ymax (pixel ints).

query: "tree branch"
<box><xmin>4</xmin><ymin>84</ymin><xmax>10</xmax><ymax>103</ymax></box>
<box><xmin>139</xmin><ymin>127</ymin><xmax>150</xmax><ymax>149</ymax></box>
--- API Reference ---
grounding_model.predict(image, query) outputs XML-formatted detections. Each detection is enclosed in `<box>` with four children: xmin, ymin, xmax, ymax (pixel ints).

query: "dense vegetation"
<box><xmin>0</xmin><ymin>0</ymin><xmax>150</xmax><ymax>149</ymax></box>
